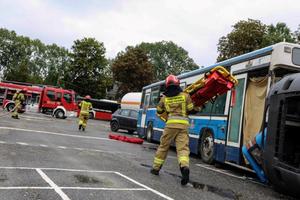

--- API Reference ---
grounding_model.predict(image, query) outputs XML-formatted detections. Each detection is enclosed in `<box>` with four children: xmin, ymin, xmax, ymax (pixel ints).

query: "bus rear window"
<box><xmin>292</xmin><ymin>48</ymin><xmax>300</xmax><ymax>66</ymax></box>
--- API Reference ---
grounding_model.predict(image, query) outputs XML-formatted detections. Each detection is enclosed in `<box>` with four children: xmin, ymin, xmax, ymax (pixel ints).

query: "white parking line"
<box><xmin>195</xmin><ymin>164</ymin><xmax>246</xmax><ymax>180</ymax></box>
<box><xmin>0</xmin><ymin>127</ymin><xmax>113</xmax><ymax>141</ymax></box>
<box><xmin>0</xmin><ymin>141</ymin><xmax>6</xmax><ymax>144</ymax></box>
<box><xmin>0</xmin><ymin>166</ymin><xmax>174</xmax><ymax>200</ymax></box>
<box><xmin>60</xmin><ymin>187</ymin><xmax>147</xmax><ymax>191</ymax></box>
<box><xmin>16</xmin><ymin>142</ymin><xmax>28</xmax><ymax>146</ymax></box>
<box><xmin>39</xmin><ymin>144</ymin><xmax>48</xmax><ymax>147</ymax></box>
<box><xmin>36</xmin><ymin>168</ymin><xmax>71</xmax><ymax>200</ymax></box>
<box><xmin>58</xmin><ymin>146</ymin><xmax>67</xmax><ymax>149</ymax></box>
<box><xmin>22</xmin><ymin>116</ymin><xmax>53</xmax><ymax>121</ymax></box>
<box><xmin>115</xmin><ymin>172</ymin><xmax>174</xmax><ymax>200</ymax></box>
<box><xmin>0</xmin><ymin>187</ymin><xmax>52</xmax><ymax>190</ymax></box>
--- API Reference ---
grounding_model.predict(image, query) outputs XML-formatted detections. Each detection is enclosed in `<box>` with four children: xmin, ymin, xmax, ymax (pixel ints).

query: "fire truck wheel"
<box><xmin>55</xmin><ymin>109</ymin><xmax>65</xmax><ymax>119</ymax></box>
<box><xmin>199</xmin><ymin>129</ymin><xmax>214</xmax><ymax>164</ymax></box>
<box><xmin>146</xmin><ymin>123</ymin><xmax>153</xmax><ymax>142</ymax></box>
<box><xmin>6</xmin><ymin>103</ymin><xmax>15</xmax><ymax>112</ymax></box>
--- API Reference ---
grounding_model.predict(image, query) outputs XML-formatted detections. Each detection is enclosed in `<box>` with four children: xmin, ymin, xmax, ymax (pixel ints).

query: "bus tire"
<box><xmin>89</xmin><ymin>112</ymin><xmax>94</xmax><ymax>119</ymax></box>
<box><xmin>55</xmin><ymin>109</ymin><xmax>65</xmax><ymax>119</ymax></box>
<box><xmin>199</xmin><ymin>129</ymin><xmax>214</xmax><ymax>164</ymax></box>
<box><xmin>6</xmin><ymin>103</ymin><xmax>15</xmax><ymax>112</ymax></box>
<box><xmin>146</xmin><ymin>123</ymin><xmax>153</xmax><ymax>142</ymax></box>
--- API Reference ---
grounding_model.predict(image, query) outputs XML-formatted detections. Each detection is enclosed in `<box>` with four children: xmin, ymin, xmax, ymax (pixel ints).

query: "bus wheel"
<box><xmin>55</xmin><ymin>110</ymin><xmax>65</xmax><ymax>119</ymax></box>
<box><xmin>146</xmin><ymin>123</ymin><xmax>153</xmax><ymax>142</ymax></box>
<box><xmin>6</xmin><ymin>103</ymin><xmax>15</xmax><ymax>112</ymax></box>
<box><xmin>199</xmin><ymin>129</ymin><xmax>214</xmax><ymax>164</ymax></box>
<box><xmin>89</xmin><ymin>112</ymin><xmax>94</xmax><ymax>119</ymax></box>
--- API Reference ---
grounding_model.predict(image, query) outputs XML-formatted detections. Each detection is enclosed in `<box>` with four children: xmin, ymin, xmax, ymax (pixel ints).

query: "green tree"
<box><xmin>294</xmin><ymin>25</ymin><xmax>300</xmax><ymax>43</ymax></box>
<box><xmin>217</xmin><ymin>19</ymin><xmax>267</xmax><ymax>62</ymax></box>
<box><xmin>43</xmin><ymin>44</ymin><xmax>70</xmax><ymax>86</ymax></box>
<box><xmin>63</xmin><ymin>38</ymin><xmax>108</xmax><ymax>98</ymax></box>
<box><xmin>137</xmin><ymin>41</ymin><xmax>198</xmax><ymax>81</ymax></box>
<box><xmin>262</xmin><ymin>22</ymin><xmax>295</xmax><ymax>46</ymax></box>
<box><xmin>111</xmin><ymin>46</ymin><xmax>154</xmax><ymax>99</ymax></box>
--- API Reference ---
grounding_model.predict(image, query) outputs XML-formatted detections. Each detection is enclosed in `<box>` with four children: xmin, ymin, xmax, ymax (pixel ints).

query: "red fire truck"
<box><xmin>0</xmin><ymin>81</ymin><xmax>78</xmax><ymax>119</ymax></box>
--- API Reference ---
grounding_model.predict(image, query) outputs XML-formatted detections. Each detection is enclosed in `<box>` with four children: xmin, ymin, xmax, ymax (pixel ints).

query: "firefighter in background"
<box><xmin>12</xmin><ymin>89</ymin><xmax>26</xmax><ymax>119</ymax></box>
<box><xmin>150</xmin><ymin>75</ymin><xmax>198</xmax><ymax>185</ymax></box>
<box><xmin>78</xmin><ymin>95</ymin><xmax>93</xmax><ymax>131</ymax></box>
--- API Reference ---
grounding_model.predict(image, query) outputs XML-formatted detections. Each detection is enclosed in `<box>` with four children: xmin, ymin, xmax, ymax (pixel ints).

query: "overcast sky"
<box><xmin>0</xmin><ymin>0</ymin><xmax>299</xmax><ymax>67</ymax></box>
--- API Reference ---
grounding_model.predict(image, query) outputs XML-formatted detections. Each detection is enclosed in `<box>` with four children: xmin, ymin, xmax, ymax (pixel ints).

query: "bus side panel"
<box><xmin>225</xmin><ymin>146</ymin><xmax>241</xmax><ymax>165</ymax></box>
<box><xmin>189</xmin><ymin>117</ymin><xmax>227</xmax><ymax>157</ymax></box>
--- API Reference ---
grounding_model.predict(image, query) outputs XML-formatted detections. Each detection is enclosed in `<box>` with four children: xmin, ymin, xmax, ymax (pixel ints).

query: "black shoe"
<box><xmin>180</xmin><ymin>167</ymin><xmax>190</xmax><ymax>185</ymax></box>
<box><xmin>82</xmin><ymin>127</ymin><xmax>85</xmax><ymax>131</ymax></box>
<box><xmin>79</xmin><ymin>125</ymin><xmax>82</xmax><ymax>131</ymax></box>
<box><xmin>150</xmin><ymin>168</ymin><xmax>159</xmax><ymax>176</ymax></box>
<box><xmin>12</xmin><ymin>116</ymin><xmax>19</xmax><ymax>119</ymax></box>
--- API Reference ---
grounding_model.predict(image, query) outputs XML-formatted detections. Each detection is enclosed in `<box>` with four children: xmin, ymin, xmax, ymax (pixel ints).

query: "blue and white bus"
<box><xmin>137</xmin><ymin>42</ymin><xmax>300</xmax><ymax>169</ymax></box>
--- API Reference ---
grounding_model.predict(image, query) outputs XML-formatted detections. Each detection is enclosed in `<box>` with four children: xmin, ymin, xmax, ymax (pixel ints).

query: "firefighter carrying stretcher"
<box><xmin>78</xmin><ymin>95</ymin><xmax>93</xmax><ymax>131</ymax></box>
<box><xmin>150</xmin><ymin>75</ymin><xmax>199</xmax><ymax>185</ymax></box>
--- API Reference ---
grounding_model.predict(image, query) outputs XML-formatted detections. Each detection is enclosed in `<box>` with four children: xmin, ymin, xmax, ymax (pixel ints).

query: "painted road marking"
<box><xmin>22</xmin><ymin>116</ymin><xmax>53</xmax><ymax>121</ymax></box>
<box><xmin>0</xmin><ymin>127</ymin><xmax>113</xmax><ymax>141</ymax></box>
<box><xmin>115</xmin><ymin>172</ymin><xmax>174</xmax><ymax>200</ymax></box>
<box><xmin>60</xmin><ymin>187</ymin><xmax>147</xmax><ymax>190</ymax></box>
<box><xmin>0</xmin><ymin>141</ymin><xmax>134</xmax><ymax>156</ymax></box>
<box><xmin>0</xmin><ymin>187</ymin><xmax>52</xmax><ymax>190</ymax></box>
<box><xmin>0</xmin><ymin>166</ymin><xmax>174</xmax><ymax>200</ymax></box>
<box><xmin>0</xmin><ymin>141</ymin><xmax>6</xmax><ymax>144</ymax></box>
<box><xmin>36</xmin><ymin>168</ymin><xmax>71</xmax><ymax>200</ymax></box>
<box><xmin>196</xmin><ymin>163</ymin><xmax>246</xmax><ymax>180</ymax></box>
<box><xmin>16</xmin><ymin>142</ymin><xmax>28</xmax><ymax>146</ymax></box>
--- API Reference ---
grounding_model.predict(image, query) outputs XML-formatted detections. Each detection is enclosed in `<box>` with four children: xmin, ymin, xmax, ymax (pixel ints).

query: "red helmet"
<box><xmin>165</xmin><ymin>75</ymin><xmax>180</xmax><ymax>88</ymax></box>
<box><xmin>21</xmin><ymin>88</ymin><xmax>27</xmax><ymax>93</ymax></box>
<box><xmin>84</xmin><ymin>95</ymin><xmax>91</xmax><ymax>100</ymax></box>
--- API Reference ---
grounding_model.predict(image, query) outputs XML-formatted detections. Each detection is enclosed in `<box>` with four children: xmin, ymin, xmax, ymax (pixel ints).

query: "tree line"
<box><xmin>0</xmin><ymin>19</ymin><xmax>299</xmax><ymax>99</ymax></box>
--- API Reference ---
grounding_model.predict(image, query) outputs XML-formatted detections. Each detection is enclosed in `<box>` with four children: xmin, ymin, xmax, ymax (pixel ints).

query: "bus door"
<box><xmin>225</xmin><ymin>73</ymin><xmax>247</xmax><ymax>165</ymax></box>
<box><xmin>141</xmin><ymin>89</ymin><xmax>151</xmax><ymax>131</ymax></box>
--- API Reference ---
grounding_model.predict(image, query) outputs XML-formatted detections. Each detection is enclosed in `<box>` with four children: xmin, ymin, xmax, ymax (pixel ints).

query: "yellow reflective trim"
<box><xmin>166</xmin><ymin>119</ymin><xmax>189</xmax><ymax>125</ymax></box>
<box><xmin>154</xmin><ymin>157</ymin><xmax>165</xmax><ymax>165</ymax></box>
<box><xmin>178</xmin><ymin>156</ymin><xmax>189</xmax><ymax>164</ymax></box>
<box><xmin>187</xmin><ymin>103</ymin><xmax>194</xmax><ymax>110</ymax></box>
<box><xmin>181</xmin><ymin>95</ymin><xmax>186</xmax><ymax>117</ymax></box>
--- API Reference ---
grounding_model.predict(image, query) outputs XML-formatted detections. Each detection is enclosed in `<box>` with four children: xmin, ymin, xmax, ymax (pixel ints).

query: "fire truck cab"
<box><xmin>0</xmin><ymin>81</ymin><xmax>78</xmax><ymax>119</ymax></box>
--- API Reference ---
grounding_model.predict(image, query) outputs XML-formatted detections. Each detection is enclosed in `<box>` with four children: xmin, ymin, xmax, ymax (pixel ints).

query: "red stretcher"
<box><xmin>157</xmin><ymin>66</ymin><xmax>238</xmax><ymax>122</ymax></box>
<box><xmin>185</xmin><ymin>66</ymin><xmax>238</xmax><ymax>107</ymax></box>
<box><xmin>109</xmin><ymin>133</ymin><xmax>144</xmax><ymax>144</ymax></box>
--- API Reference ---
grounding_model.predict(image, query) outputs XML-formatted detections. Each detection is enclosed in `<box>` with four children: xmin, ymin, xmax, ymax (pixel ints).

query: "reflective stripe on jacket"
<box><xmin>79</xmin><ymin>100</ymin><xmax>92</xmax><ymax>114</ymax></box>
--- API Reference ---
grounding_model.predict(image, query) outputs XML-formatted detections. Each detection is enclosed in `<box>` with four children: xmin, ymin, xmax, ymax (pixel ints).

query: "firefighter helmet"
<box><xmin>165</xmin><ymin>75</ymin><xmax>180</xmax><ymax>88</ymax></box>
<box><xmin>84</xmin><ymin>95</ymin><xmax>91</xmax><ymax>100</ymax></box>
<box><xmin>21</xmin><ymin>88</ymin><xmax>27</xmax><ymax>93</ymax></box>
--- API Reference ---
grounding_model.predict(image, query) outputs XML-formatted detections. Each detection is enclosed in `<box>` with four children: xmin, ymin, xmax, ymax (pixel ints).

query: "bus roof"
<box><xmin>142</xmin><ymin>43</ymin><xmax>277</xmax><ymax>90</ymax></box>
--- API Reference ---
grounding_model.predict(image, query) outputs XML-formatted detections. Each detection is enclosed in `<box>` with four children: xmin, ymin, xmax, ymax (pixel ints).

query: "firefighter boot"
<box><xmin>79</xmin><ymin>124</ymin><xmax>82</xmax><ymax>131</ymax></box>
<box><xmin>150</xmin><ymin>168</ymin><xmax>159</xmax><ymax>176</ymax></box>
<box><xmin>180</xmin><ymin>167</ymin><xmax>189</xmax><ymax>185</ymax></box>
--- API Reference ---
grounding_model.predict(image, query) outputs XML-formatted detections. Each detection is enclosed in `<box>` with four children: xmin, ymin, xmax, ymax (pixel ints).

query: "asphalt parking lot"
<box><xmin>0</xmin><ymin>111</ymin><xmax>296</xmax><ymax>200</ymax></box>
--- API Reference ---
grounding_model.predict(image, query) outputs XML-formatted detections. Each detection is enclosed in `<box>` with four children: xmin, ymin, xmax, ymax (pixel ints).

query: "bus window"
<box><xmin>150</xmin><ymin>89</ymin><xmax>160</xmax><ymax>107</ymax></box>
<box><xmin>292</xmin><ymin>48</ymin><xmax>300</xmax><ymax>66</ymax></box>
<box><xmin>199</xmin><ymin>93</ymin><xmax>227</xmax><ymax>115</ymax></box>
<box><xmin>47</xmin><ymin>90</ymin><xmax>56</xmax><ymax>101</ymax></box>
<box><xmin>63</xmin><ymin>93</ymin><xmax>72</xmax><ymax>103</ymax></box>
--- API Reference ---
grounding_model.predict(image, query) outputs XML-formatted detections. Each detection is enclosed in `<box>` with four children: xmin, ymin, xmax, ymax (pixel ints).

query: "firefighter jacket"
<box><xmin>156</xmin><ymin>92</ymin><xmax>194</xmax><ymax>129</ymax></box>
<box><xmin>79</xmin><ymin>100</ymin><xmax>92</xmax><ymax>114</ymax></box>
<box><xmin>13</xmin><ymin>92</ymin><xmax>25</xmax><ymax>104</ymax></box>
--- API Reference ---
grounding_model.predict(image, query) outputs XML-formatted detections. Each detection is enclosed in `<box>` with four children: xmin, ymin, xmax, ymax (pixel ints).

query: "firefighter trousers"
<box><xmin>12</xmin><ymin>101</ymin><xmax>21</xmax><ymax>118</ymax></box>
<box><xmin>153</xmin><ymin>127</ymin><xmax>190</xmax><ymax>170</ymax></box>
<box><xmin>79</xmin><ymin>112</ymin><xmax>89</xmax><ymax>128</ymax></box>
